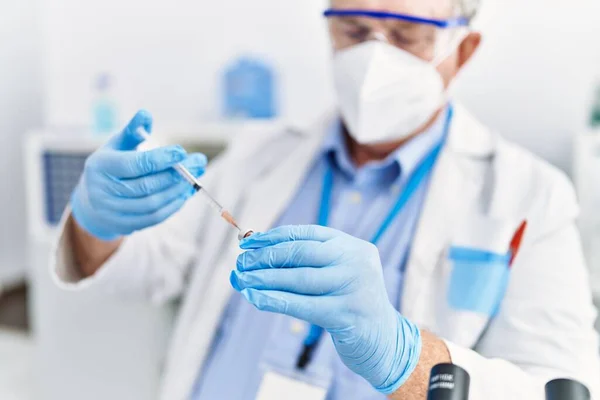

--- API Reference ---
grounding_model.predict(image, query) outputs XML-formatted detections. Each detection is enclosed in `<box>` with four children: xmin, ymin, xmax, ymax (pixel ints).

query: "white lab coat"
<box><xmin>52</xmin><ymin>104</ymin><xmax>600</xmax><ymax>400</ymax></box>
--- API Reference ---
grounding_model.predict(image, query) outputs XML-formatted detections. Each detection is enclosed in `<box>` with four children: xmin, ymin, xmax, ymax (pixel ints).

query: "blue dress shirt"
<box><xmin>192</xmin><ymin>114</ymin><xmax>447</xmax><ymax>400</ymax></box>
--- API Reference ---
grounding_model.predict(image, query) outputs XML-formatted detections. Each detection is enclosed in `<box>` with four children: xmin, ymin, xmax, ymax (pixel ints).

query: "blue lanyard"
<box><xmin>297</xmin><ymin>106</ymin><xmax>454</xmax><ymax>369</ymax></box>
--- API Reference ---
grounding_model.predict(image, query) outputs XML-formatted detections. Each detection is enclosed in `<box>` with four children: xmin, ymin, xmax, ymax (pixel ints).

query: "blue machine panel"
<box><xmin>42</xmin><ymin>152</ymin><xmax>90</xmax><ymax>225</ymax></box>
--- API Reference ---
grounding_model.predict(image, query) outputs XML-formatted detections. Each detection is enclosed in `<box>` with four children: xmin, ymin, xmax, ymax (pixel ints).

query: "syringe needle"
<box><xmin>136</xmin><ymin>127</ymin><xmax>243</xmax><ymax>233</ymax></box>
<box><xmin>221</xmin><ymin>210</ymin><xmax>241</xmax><ymax>231</ymax></box>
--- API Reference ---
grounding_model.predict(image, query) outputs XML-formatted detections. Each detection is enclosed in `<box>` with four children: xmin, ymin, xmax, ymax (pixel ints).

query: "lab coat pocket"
<box><xmin>438</xmin><ymin>247</ymin><xmax>511</xmax><ymax>348</ymax></box>
<box><xmin>447</xmin><ymin>246</ymin><xmax>510</xmax><ymax>317</ymax></box>
<box><xmin>436</xmin><ymin>216</ymin><xmax>519</xmax><ymax>348</ymax></box>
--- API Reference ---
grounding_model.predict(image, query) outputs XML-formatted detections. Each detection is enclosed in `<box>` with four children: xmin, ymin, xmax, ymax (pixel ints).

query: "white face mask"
<box><xmin>333</xmin><ymin>41</ymin><xmax>448</xmax><ymax>145</ymax></box>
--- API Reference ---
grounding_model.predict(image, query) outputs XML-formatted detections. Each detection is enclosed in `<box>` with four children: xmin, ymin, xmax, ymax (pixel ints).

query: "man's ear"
<box><xmin>457</xmin><ymin>32</ymin><xmax>482</xmax><ymax>68</ymax></box>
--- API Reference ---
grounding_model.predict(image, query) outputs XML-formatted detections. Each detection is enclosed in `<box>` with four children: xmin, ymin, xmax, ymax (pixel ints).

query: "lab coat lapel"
<box><xmin>401</xmin><ymin>104</ymin><xmax>496</xmax><ymax>322</ymax></box>
<box><xmin>236</xmin><ymin>118</ymin><xmax>332</xmax><ymax>234</ymax></box>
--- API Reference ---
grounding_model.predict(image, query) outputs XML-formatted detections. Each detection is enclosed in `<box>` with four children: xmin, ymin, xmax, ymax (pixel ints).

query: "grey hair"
<box><xmin>455</xmin><ymin>0</ymin><xmax>481</xmax><ymax>23</ymax></box>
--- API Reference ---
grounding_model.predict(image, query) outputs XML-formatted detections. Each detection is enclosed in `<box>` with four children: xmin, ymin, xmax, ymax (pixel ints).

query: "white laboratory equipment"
<box><xmin>22</xmin><ymin>122</ymin><xmax>272</xmax><ymax>400</ymax></box>
<box><xmin>24</xmin><ymin>132</ymin><xmax>173</xmax><ymax>400</ymax></box>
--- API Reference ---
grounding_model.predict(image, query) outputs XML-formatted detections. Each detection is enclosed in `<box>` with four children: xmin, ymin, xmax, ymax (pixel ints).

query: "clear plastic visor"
<box><xmin>325</xmin><ymin>9</ymin><xmax>469</xmax><ymax>62</ymax></box>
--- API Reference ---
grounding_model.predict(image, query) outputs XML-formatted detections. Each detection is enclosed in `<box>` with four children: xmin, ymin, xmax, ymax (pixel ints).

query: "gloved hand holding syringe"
<box><xmin>136</xmin><ymin>128</ymin><xmax>254</xmax><ymax>241</ymax></box>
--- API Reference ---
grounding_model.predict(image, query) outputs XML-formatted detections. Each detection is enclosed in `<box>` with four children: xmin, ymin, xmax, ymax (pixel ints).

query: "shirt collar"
<box><xmin>322</xmin><ymin>107</ymin><xmax>450</xmax><ymax>185</ymax></box>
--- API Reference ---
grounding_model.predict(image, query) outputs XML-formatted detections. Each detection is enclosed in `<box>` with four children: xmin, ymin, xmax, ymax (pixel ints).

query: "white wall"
<box><xmin>455</xmin><ymin>0</ymin><xmax>600</xmax><ymax>173</ymax></box>
<box><xmin>0</xmin><ymin>0</ymin><xmax>43</xmax><ymax>283</ymax></box>
<box><xmin>40</xmin><ymin>0</ymin><xmax>600</xmax><ymax>173</ymax></box>
<box><xmin>40</xmin><ymin>0</ymin><xmax>335</xmax><ymax>130</ymax></box>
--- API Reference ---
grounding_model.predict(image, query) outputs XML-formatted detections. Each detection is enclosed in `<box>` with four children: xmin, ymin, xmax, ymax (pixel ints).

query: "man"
<box><xmin>52</xmin><ymin>0</ymin><xmax>600</xmax><ymax>399</ymax></box>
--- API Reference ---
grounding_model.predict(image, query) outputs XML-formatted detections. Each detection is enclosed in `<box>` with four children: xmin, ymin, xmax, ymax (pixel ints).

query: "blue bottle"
<box><xmin>92</xmin><ymin>73</ymin><xmax>118</xmax><ymax>135</ymax></box>
<box><xmin>223</xmin><ymin>57</ymin><xmax>277</xmax><ymax>119</ymax></box>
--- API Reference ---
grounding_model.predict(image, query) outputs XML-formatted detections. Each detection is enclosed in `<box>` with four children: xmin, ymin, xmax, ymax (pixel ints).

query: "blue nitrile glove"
<box><xmin>231</xmin><ymin>225</ymin><xmax>422</xmax><ymax>394</ymax></box>
<box><xmin>71</xmin><ymin>110</ymin><xmax>207</xmax><ymax>241</ymax></box>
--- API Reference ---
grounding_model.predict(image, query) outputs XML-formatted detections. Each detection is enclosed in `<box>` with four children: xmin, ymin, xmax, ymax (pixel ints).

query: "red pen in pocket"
<box><xmin>509</xmin><ymin>220</ymin><xmax>528</xmax><ymax>267</ymax></box>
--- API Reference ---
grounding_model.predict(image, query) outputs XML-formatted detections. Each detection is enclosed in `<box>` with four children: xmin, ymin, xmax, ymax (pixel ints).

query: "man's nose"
<box><xmin>372</xmin><ymin>31</ymin><xmax>389</xmax><ymax>43</ymax></box>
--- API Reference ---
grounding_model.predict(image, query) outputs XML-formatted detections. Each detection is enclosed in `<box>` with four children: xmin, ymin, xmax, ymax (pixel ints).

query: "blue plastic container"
<box><xmin>223</xmin><ymin>57</ymin><xmax>277</xmax><ymax>119</ymax></box>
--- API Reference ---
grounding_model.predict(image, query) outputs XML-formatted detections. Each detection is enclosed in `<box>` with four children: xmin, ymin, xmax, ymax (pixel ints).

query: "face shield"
<box><xmin>324</xmin><ymin>9</ymin><xmax>470</xmax><ymax>64</ymax></box>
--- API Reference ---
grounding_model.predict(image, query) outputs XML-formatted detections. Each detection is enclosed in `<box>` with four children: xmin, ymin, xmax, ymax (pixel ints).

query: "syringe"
<box><xmin>136</xmin><ymin>128</ymin><xmax>250</xmax><ymax>238</ymax></box>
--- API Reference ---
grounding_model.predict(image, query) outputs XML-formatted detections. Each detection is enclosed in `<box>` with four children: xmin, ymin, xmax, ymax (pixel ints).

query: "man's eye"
<box><xmin>391</xmin><ymin>32</ymin><xmax>420</xmax><ymax>46</ymax></box>
<box><xmin>345</xmin><ymin>27</ymin><xmax>370</xmax><ymax>40</ymax></box>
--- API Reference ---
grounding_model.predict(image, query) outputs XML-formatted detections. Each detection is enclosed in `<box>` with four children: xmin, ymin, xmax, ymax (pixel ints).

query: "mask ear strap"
<box><xmin>431</xmin><ymin>28</ymin><xmax>470</xmax><ymax>67</ymax></box>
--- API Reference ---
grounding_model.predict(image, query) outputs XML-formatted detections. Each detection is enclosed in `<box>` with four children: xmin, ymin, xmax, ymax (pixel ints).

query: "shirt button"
<box><xmin>349</xmin><ymin>192</ymin><xmax>362</xmax><ymax>204</ymax></box>
<box><xmin>390</xmin><ymin>184</ymin><xmax>401</xmax><ymax>195</ymax></box>
<box><xmin>290</xmin><ymin>320</ymin><xmax>305</xmax><ymax>335</ymax></box>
